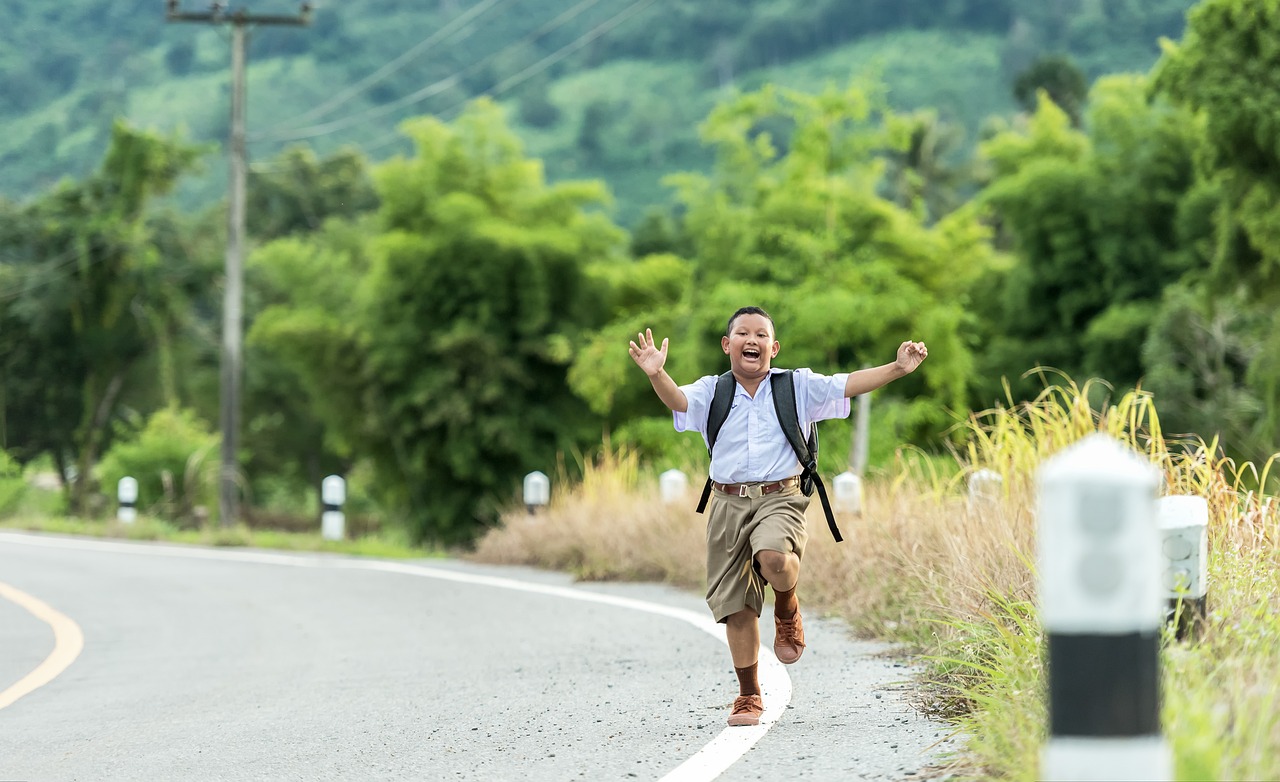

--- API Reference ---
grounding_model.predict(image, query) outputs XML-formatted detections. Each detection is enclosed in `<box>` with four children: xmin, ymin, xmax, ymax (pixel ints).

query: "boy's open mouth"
<box><xmin>742</xmin><ymin>348</ymin><xmax>761</xmax><ymax>360</ymax></box>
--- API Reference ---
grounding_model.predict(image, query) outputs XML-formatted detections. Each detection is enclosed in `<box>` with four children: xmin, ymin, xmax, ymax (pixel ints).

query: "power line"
<box><xmin>259</xmin><ymin>0</ymin><xmax>515</xmax><ymax>134</ymax></box>
<box><xmin>248</xmin><ymin>0</ymin><xmax>610</xmax><ymax>145</ymax></box>
<box><xmin>361</xmin><ymin>0</ymin><xmax>656</xmax><ymax>155</ymax></box>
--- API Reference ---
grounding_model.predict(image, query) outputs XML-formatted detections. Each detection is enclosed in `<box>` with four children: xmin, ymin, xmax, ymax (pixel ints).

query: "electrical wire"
<box><xmin>256</xmin><ymin>0</ymin><xmax>515</xmax><ymax>135</ymax></box>
<box><xmin>360</xmin><ymin>0</ymin><xmax>656</xmax><ymax>155</ymax></box>
<box><xmin>248</xmin><ymin>0</ymin><xmax>610</xmax><ymax>145</ymax></box>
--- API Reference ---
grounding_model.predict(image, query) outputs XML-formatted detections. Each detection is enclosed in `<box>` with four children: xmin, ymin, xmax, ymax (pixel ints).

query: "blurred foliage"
<box><xmin>0</xmin><ymin>448</ymin><xmax>26</xmax><ymax>516</ymax></box>
<box><xmin>0</xmin><ymin>0</ymin><xmax>1196</xmax><ymax>225</ymax></box>
<box><xmin>97</xmin><ymin>406</ymin><xmax>219</xmax><ymax>525</ymax></box>
<box><xmin>0</xmin><ymin>122</ymin><xmax>204</xmax><ymax>514</ymax></box>
<box><xmin>977</xmin><ymin>76</ymin><xmax>1205</xmax><ymax>406</ymax></box>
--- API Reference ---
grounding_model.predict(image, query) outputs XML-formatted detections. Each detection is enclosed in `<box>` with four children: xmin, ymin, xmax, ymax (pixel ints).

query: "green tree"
<box><xmin>259</xmin><ymin>99</ymin><xmax>626</xmax><ymax>543</ymax></box>
<box><xmin>1155</xmin><ymin>0</ymin><xmax>1280</xmax><ymax>292</ymax></box>
<box><xmin>246</xmin><ymin>146</ymin><xmax>379</xmax><ymax>241</ymax></box>
<box><xmin>977</xmin><ymin>78</ymin><xmax>1204</xmax><ymax>402</ymax></box>
<box><xmin>0</xmin><ymin>122</ymin><xmax>202</xmax><ymax>513</ymax></box>
<box><xmin>1013</xmin><ymin>54</ymin><xmax>1089</xmax><ymax>126</ymax></box>
<box><xmin>573</xmin><ymin>80</ymin><xmax>997</xmax><ymax>452</ymax></box>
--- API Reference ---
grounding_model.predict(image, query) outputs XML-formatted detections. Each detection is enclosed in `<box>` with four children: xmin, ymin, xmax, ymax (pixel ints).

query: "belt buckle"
<box><xmin>744</xmin><ymin>484</ymin><xmax>763</xmax><ymax>499</ymax></box>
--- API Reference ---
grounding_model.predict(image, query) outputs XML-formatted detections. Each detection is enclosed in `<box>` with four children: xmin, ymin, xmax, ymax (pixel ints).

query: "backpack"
<box><xmin>694</xmin><ymin>370</ymin><xmax>843</xmax><ymax>542</ymax></box>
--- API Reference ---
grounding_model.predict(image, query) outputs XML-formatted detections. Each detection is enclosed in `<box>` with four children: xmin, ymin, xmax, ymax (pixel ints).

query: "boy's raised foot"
<box><xmin>727</xmin><ymin>694</ymin><xmax>764</xmax><ymax>726</ymax></box>
<box><xmin>773</xmin><ymin>609</ymin><xmax>806</xmax><ymax>664</ymax></box>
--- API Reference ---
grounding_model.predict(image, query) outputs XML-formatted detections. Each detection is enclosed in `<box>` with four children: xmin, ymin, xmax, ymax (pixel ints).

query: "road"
<box><xmin>0</xmin><ymin>532</ymin><xmax>957</xmax><ymax>781</ymax></box>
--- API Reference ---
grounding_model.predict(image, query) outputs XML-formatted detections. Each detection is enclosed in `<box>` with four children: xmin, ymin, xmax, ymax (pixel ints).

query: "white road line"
<box><xmin>0</xmin><ymin>580</ymin><xmax>85</xmax><ymax>710</ymax></box>
<box><xmin>0</xmin><ymin>532</ymin><xmax>790</xmax><ymax>780</ymax></box>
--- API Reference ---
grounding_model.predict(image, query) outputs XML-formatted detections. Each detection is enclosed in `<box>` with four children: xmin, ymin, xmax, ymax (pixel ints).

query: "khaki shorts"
<box><xmin>705</xmin><ymin>484</ymin><xmax>810</xmax><ymax>623</ymax></box>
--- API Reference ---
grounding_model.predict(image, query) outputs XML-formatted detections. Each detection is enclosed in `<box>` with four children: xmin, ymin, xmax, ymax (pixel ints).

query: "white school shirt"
<box><xmin>673</xmin><ymin>367</ymin><xmax>851</xmax><ymax>484</ymax></box>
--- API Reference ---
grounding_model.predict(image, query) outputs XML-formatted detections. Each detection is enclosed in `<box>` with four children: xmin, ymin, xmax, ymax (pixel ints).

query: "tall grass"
<box><xmin>473</xmin><ymin>377</ymin><xmax>1280</xmax><ymax>780</ymax></box>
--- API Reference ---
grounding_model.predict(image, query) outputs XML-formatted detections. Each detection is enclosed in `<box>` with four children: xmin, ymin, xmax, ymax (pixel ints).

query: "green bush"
<box><xmin>0</xmin><ymin>449</ymin><xmax>26</xmax><ymax>516</ymax></box>
<box><xmin>97</xmin><ymin>407</ymin><xmax>219</xmax><ymax>525</ymax></box>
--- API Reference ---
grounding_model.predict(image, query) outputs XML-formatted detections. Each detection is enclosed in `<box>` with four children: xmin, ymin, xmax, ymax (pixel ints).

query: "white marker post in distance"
<box><xmin>1037</xmin><ymin>434</ymin><xmax>1171</xmax><ymax>782</ymax></box>
<box><xmin>1156</xmin><ymin>495</ymin><xmax>1209</xmax><ymax>641</ymax></box>
<box><xmin>523</xmin><ymin>470</ymin><xmax>550</xmax><ymax>515</ymax></box>
<box><xmin>659</xmin><ymin>469</ymin><xmax>688</xmax><ymax>505</ymax></box>
<box><xmin>321</xmin><ymin>474</ymin><xmax>345</xmax><ymax>541</ymax></box>
<box><xmin>833</xmin><ymin>470</ymin><xmax>862</xmax><ymax>516</ymax></box>
<box><xmin>117</xmin><ymin>477</ymin><xmax>138</xmax><ymax>524</ymax></box>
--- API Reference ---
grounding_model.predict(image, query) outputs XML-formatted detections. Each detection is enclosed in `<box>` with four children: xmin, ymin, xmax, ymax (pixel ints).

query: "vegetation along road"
<box><xmin>0</xmin><ymin>532</ymin><xmax>955</xmax><ymax>781</ymax></box>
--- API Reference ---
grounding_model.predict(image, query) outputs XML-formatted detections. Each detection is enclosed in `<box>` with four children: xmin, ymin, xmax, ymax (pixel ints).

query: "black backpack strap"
<box><xmin>696</xmin><ymin>371</ymin><xmax>737</xmax><ymax>514</ymax></box>
<box><xmin>770</xmin><ymin>371</ymin><xmax>843</xmax><ymax>542</ymax></box>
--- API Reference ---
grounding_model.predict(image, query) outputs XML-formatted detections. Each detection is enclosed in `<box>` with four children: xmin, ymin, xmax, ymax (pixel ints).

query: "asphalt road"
<box><xmin>0</xmin><ymin>532</ymin><xmax>958</xmax><ymax>781</ymax></box>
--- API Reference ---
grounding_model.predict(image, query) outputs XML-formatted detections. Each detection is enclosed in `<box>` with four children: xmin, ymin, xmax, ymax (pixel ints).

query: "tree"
<box><xmin>976</xmin><ymin>78</ymin><xmax>1205</xmax><ymax>403</ymax></box>
<box><xmin>246</xmin><ymin>146</ymin><xmax>378</xmax><ymax>241</ymax></box>
<box><xmin>572</xmin><ymin>80</ymin><xmax>998</xmax><ymax>452</ymax></box>
<box><xmin>255</xmin><ymin>99</ymin><xmax>626</xmax><ymax>543</ymax></box>
<box><xmin>0</xmin><ymin>122</ymin><xmax>203</xmax><ymax>512</ymax></box>
<box><xmin>1013</xmin><ymin>54</ymin><xmax>1089</xmax><ymax>126</ymax></box>
<box><xmin>1155</xmin><ymin>0</ymin><xmax>1280</xmax><ymax>296</ymax></box>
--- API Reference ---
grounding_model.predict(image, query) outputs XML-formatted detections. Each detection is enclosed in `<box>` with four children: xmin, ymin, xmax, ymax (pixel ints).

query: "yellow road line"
<box><xmin>0</xmin><ymin>580</ymin><xmax>85</xmax><ymax>710</ymax></box>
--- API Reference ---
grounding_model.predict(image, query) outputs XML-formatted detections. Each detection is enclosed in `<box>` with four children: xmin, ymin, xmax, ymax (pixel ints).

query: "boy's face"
<box><xmin>722</xmin><ymin>313</ymin><xmax>779</xmax><ymax>377</ymax></box>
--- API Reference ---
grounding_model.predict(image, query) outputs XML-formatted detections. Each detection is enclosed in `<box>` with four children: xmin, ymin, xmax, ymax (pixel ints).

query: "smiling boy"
<box><xmin>628</xmin><ymin>306</ymin><xmax>928</xmax><ymax>726</ymax></box>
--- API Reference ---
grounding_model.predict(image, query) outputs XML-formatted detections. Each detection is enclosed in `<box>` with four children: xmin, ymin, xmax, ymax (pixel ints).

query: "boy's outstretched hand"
<box><xmin>629</xmin><ymin>328</ymin><xmax>669</xmax><ymax>376</ymax></box>
<box><xmin>896</xmin><ymin>340</ymin><xmax>928</xmax><ymax>374</ymax></box>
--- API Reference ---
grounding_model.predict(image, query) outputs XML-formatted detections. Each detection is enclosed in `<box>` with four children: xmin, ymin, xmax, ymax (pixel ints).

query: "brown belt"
<box><xmin>711</xmin><ymin>476</ymin><xmax>801</xmax><ymax>499</ymax></box>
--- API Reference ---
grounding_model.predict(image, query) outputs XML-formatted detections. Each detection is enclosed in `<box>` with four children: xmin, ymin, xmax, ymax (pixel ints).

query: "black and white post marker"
<box><xmin>1156</xmin><ymin>495</ymin><xmax>1209</xmax><ymax>641</ymax></box>
<box><xmin>1037</xmin><ymin>434</ymin><xmax>1171</xmax><ymax>781</ymax></box>
<box><xmin>321</xmin><ymin>474</ymin><xmax>345</xmax><ymax>541</ymax></box>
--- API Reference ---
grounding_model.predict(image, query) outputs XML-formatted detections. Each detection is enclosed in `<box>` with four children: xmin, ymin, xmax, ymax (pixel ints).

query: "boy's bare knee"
<box><xmin>755</xmin><ymin>549</ymin><xmax>790</xmax><ymax>575</ymax></box>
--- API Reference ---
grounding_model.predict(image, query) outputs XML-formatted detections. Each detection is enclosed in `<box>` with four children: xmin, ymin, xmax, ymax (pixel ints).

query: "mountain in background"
<box><xmin>0</xmin><ymin>0</ymin><xmax>1195</xmax><ymax>226</ymax></box>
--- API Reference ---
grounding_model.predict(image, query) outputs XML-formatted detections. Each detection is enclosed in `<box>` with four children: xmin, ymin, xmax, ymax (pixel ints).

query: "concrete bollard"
<box><xmin>321</xmin><ymin>475</ymin><xmax>345</xmax><ymax>541</ymax></box>
<box><xmin>1156</xmin><ymin>495</ymin><xmax>1209</xmax><ymax>641</ymax></box>
<box><xmin>117</xmin><ymin>477</ymin><xmax>138</xmax><ymax>524</ymax></box>
<box><xmin>659</xmin><ymin>469</ymin><xmax>688</xmax><ymax>504</ymax></box>
<box><xmin>968</xmin><ymin>468</ymin><xmax>1003</xmax><ymax>511</ymax></box>
<box><xmin>833</xmin><ymin>470</ymin><xmax>862</xmax><ymax>515</ymax></box>
<box><xmin>523</xmin><ymin>471</ymin><xmax>550</xmax><ymax>515</ymax></box>
<box><xmin>1037</xmin><ymin>434</ymin><xmax>1170</xmax><ymax>782</ymax></box>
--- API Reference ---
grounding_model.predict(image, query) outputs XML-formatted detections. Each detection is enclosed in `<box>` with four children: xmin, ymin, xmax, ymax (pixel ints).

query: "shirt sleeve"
<box><xmin>673</xmin><ymin>375</ymin><xmax>716</xmax><ymax>439</ymax></box>
<box><xmin>794</xmin><ymin>367</ymin><xmax>851</xmax><ymax>425</ymax></box>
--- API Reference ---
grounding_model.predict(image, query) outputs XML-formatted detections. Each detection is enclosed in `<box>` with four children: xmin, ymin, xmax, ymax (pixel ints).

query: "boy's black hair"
<box><xmin>726</xmin><ymin>306</ymin><xmax>775</xmax><ymax>337</ymax></box>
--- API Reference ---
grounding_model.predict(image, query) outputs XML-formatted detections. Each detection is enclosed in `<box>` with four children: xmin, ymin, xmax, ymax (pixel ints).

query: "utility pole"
<box><xmin>166</xmin><ymin>2</ymin><xmax>311</xmax><ymax>527</ymax></box>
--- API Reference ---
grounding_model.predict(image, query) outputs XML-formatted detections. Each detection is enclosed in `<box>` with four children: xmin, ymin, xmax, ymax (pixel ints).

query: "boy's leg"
<box><xmin>725</xmin><ymin>609</ymin><xmax>765</xmax><ymax>727</ymax></box>
<box><xmin>749</xmin><ymin>489</ymin><xmax>810</xmax><ymax>665</ymax></box>
<box><xmin>756</xmin><ymin>548</ymin><xmax>805</xmax><ymax>663</ymax></box>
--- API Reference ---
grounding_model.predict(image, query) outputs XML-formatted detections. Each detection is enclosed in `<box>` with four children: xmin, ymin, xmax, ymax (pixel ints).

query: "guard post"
<box><xmin>117</xmin><ymin>476</ymin><xmax>138</xmax><ymax>524</ymax></box>
<box><xmin>523</xmin><ymin>471</ymin><xmax>550</xmax><ymax>515</ymax></box>
<box><xmin>659</xmin><ymin>469</ymin><xmax>688</xmax><ymax>504</ymax></box>
<box><xmin>321</xmin><ymin>474</ymin><xmax>345</xmax><ymax>541</ymax></box>
<box><xmin>1156</xmin><ymin>495</ymin><xmax>1209</xmax><ymax>641</ymax></box>
<box><xmin>833</xmin><ymin>470</ymin><xmax>862</xmax><ymax>516</ymax></box>
<box><xmin>1037</xmin><ymin>434</ymin><xmax>1170</xmax><ymax>781</ymax></box>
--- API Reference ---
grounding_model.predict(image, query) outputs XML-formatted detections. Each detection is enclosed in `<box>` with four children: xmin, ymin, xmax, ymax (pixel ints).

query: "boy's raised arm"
<box><xmin>844</xmin><ymin>340</ymin><xmax>929</xmax><ymax>397</ymax></box>
<box><xmin>629</xmin><ymin>328</ymin><xmax>689</xmax><ymax>413</ymax></box>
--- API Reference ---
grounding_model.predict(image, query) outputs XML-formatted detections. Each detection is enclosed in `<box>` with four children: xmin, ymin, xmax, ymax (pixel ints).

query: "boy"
<box><xmin>628</xmin><ymin>306</ymin><xmax>928</xmax><ymax>726</ymax></box>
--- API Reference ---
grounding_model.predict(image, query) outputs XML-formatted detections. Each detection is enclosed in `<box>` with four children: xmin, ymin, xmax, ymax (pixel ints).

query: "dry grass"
<box><xmin>472</xmin><ymin>447</ymin><xmax>705</xmax><ymax>588</ymax></box>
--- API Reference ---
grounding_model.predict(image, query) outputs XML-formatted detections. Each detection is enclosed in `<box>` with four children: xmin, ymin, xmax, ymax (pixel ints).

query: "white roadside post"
<box><xmin>321</xmin><ymin>475</ymin><xmax>346</xmax><ymax>541</ymax></box>
<box><xmin>968</xmin><ymin>468</ymin><xmax>1003</xmax><ymax>511</ymax></box>
<box><xmin>833</xmin><ymin>470</ymin><xmax>862</xmax><ymax>516</ymax></box>
<box><xmin>117</xmin><ymin>476</ymin><xmax>138</xmax><ymax>524</ymax></box>
<box><xmin>1038</xmin><ymin>434</ymin><xmax>1170</xmax><ymax>782</ymax></box>
<box><xmin>523</xmin><ymin>471</ymin><xmax>550</xmax><ymax>515</ymax></box>
<box><xmin>659</xmin><ymin>469</ymin><xmax>688</xmax><ymax>504</ymax></box>
<box><xmin>1156</xmin><ymin>495</ymin><xmax>1209</xmax><ymax>641</ymax></box>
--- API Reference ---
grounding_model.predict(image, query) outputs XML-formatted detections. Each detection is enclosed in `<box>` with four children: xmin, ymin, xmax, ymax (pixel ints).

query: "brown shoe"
<box><xmin>727</xmin><ymin>694</ymin><xmax>764</xmax><ymax>727</ymax></box>
<box><xmin>774</xmin><ymin>610</ymin><xmax>806</xmax><ymax>664</ymax></box>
